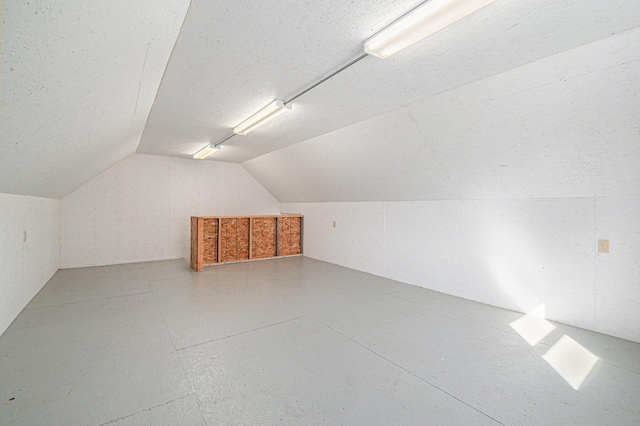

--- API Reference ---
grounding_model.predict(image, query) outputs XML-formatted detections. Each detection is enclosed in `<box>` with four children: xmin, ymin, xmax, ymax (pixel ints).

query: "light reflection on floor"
<box><xmin>510</xmin><ymin>304</ymin><xmax>555</xmax><ymax>346</ymax></box>
<box><xmin>542</xmin><ymin>335</ymin><xmax>599</xmax><ymax>390</ymax></box>
<box><xmin>510</xmin><ymin>304</ymin><xmax>599</xmax><ymax>390</ymax></box>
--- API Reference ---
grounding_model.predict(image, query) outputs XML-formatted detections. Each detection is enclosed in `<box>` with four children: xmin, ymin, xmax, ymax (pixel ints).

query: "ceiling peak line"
<box><xmin>213</xmin><ymin>133</ymin><xmax>236</xmax><ymax>148</ymax></box>
<box><xmin>204</xmin><ymin>52</ymin><xmax>369</xmax><ymax>155</ymax></box>
<box><xmin>285</xmin><ymin>53</ymin><xmax>368</xmax><ymax>105</ymax></box>
<box><xmin>131</xmin><ymin>43</ymin><xmax>152</xmax><ymax>128</ymax></box>
<box><xmin>196</xmin><ymin>0</ymin><xmax>498</xmax><ymax>159</ymax></box>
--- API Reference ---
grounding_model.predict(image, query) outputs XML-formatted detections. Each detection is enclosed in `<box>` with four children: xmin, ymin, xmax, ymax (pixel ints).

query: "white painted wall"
<box><xmin>0</xmin><ymin>193</ymin><xmax>60</xmax><ymax>336</ymax></box>
<box><xmin>283</xmin><ymin>198</ymin><xmax>640</xmax><ymax>343</ymax></box>
<box><xmin>252</xmin><ymin>30</ymin><xmax>640</xmax><ymax>344</ymax></box>
<box><xmin>61</xmin><ymin>154</ymin><xmax>280</xmax><ymax>268</ymax></box>
<box><xmin>0</xmin><ymin>0</ymin><xmax>5</xmax><ymax>101</ymax></box>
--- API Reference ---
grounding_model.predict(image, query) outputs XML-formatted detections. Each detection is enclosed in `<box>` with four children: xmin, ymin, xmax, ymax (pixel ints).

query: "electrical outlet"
<box><xmin>598</xmin><ymin>239</ymin><xmax>609</xmax><ymax>253</ymax></box>
<box><xmin>333</xmin><ymin>221</ymin><xmax>336</xmax><ymax>228</ymax></box>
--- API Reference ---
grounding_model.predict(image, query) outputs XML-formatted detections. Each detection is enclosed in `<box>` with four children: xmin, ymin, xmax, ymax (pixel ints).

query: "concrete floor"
<box><xmin>0</xmin><ymin>257</ymin><xmax>639</xmax><ymax>425</ymax></box>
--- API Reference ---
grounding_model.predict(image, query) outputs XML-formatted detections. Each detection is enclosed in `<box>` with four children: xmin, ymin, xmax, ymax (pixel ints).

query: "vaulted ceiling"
<box><xmin>1</xmin><ymin>0</ymin><xmax>191</xmax><ymax>198</ymax></box>
<box><xmin>244</xmin><ymin>28</ymin><xmax>640</xmax><ymax>202</ymax></box>
<box><xmin>1</xmin><ymin>0</ymin><xmax>638</xmax><ymax>199</ymax></box>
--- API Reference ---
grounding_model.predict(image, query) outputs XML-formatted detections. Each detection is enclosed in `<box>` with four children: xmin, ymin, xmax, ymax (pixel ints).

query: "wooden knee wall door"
<box><xmin>190</xmin><ymin>215</ymin><xmax>303</xmax><ymax>271</ymax></box>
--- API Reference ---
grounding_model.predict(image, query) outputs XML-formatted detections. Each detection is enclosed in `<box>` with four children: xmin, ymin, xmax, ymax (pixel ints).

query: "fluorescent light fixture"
<box><xmin>233</xmin><ymin>99</ymin><xmax>292</xmax><ymax>135</ymax></box>
<box><xmin>192</xmin><ymin>144</ymin><xmax>221</xmax><ymax>160</ymax></box>
<box><xmin>364</xmin><ymin>0</ymin><xmax>495</xmax><ymax>59</ymax></box>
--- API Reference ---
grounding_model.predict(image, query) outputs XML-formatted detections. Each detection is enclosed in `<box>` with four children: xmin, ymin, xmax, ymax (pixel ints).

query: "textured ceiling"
<box><xmin>136</xmin><ymin>0</ymin><xmax>420</xmax><ymax>160</ymax></box>
<box><xmin>1</xmin><ymin>0</ymin><xmax>638</xmax><ymax>199</ymax></box>
<box><xmin>138</xmin><ymin>0</ymin><xmax>639</xmax><ymax>163</ymax></box>
<box><xmin>0</xmin><ymin>0</ymin><xmax>190</xmax><ymax>198</ymax></box>
<box><xmin>243</xmin><ymin>28</ymin><xmax>640</xmax><ymax>202</ymax></box>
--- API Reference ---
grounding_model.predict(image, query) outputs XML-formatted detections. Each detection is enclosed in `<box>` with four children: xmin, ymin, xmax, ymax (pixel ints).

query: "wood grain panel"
<box><xmin>219</xmin><ymin>218</ymin><xmax>227</xmax><ymax>262</ymax></box>
<box><xmin>237</xmin><ymin>218</ymin><xmax>250</xmax><ymax>261</ymax></box>
<box><xmin>219</xmin><ymin>218</ymin><xmax>231</xmax><ymax>262</ymax></box>
<box><xmin>278</xmin><ymin>217</ymin><xmax>291</xmax><ymax>256</ymax></box>
<box><xmin>190</xmin><ymin>217</ymin><xmax>203</xmax><ymax>271</ymax></box>
<box><xmin>203</xmin><ymin>218</ymin><xmax>218</xmax><ymax>264</ymax></box>
<box><xmin>191</xmin><ymin>215</ymin><xmax>302</xmax><ymax>271</ymax></box>
<box><xmin>290</xmin><ymin>217</ymin><xmax>301</xmax><ymax>255</ymax></box>
<box><xmin>278</xmin><ymin>216</ymin><xmax>302</xmax><ymax>256</ymax></box>
<box><xmin>220</xmin><ymin>218</ymin><xmax>250</xmax><ymax>262</ymax></box>
<box><xmin>251</xmin><ymin>217</ymin><xmax>277</xmax><ymax>259</ymax></box>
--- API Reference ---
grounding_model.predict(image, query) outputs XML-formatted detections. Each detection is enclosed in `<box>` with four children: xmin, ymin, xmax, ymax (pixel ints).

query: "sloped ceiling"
<box><xmin>1</xmin><ymin>0</ymin><xmax>638</xmax><ymax>200</ymax></box>
<box><xmin>138</xmin><ymin>0</ymin><xmax>639</xmax><ymax>164</ymax></box>
<box><xmin>243</xmin><ymin>29</ymin><xmax>640</xmax><ymax>202</ymax></box>
<box><xmin>0</xmin><ymin>0</ymin><xmax>190</xmax><ymax>198</ymax></box>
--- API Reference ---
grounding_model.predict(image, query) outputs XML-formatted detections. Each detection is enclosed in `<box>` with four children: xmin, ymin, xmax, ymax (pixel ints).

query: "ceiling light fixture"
<box><xmin>195</xmin><ymin>0</ymin><xmax>496</xmax><ymax>159</ymax></box>
<box><xmin>364</xmin><ymin>0</ymin><xmax>495</xmax><ymax>59</ymax></box>
<box><xmin>192</xmin><ymin>144</ymin><xmax>221</xmax><ymax>160</ymax></box>
<box><xmin>233</xmin><ymin>99</ymin><xmax>292</xmax><ymax>135</ymax></box>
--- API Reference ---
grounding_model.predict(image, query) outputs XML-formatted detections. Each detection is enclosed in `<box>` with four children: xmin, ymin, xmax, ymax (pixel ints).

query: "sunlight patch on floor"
<box><xmin>509</xmin><ymin>304</ymin><xmax>556</xmax><ymax>346</ymax></box>
<box><xmin>542</xmin><ymin>335</ymin><xmax>599</xmax><ymax>390</ymax></box>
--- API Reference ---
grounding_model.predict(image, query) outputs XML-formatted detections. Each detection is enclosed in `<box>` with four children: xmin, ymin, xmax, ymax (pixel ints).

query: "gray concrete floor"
<box><xmin>0</xmin><ymin>257</ymin><xmax>639</xmax><ymax>425</ymax></box>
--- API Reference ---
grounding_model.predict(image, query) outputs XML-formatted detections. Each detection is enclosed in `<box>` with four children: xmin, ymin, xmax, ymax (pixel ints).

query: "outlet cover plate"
<box><xmin>598</xmin><ymin>239</ymin><xmax>609</xmax><ymax>253</ymax></box>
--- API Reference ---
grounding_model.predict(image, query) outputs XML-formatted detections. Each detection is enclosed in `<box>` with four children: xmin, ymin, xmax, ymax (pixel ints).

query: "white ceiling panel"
<box><xmin>330</xmin><ymin>0</ymin><xmax>640</xmax><ymax>106</ymax></box>
<box><xmin>137</xmin><ymin>0</ymin><xmax>423</xmax><ymax>161</ymax></box>
<box><xmin>137</xmin><ymin>31</ymin><xmax>318</xmax><ymax>151</ymax></box>
<box><xmin>181</xmin><ymin>0</ymin><xmax>423</xmax><ymax>75</ymax></box>
<box><xmin>0</xmin><ymin>0</ymin><xmax>190</xmax><ymax>198</ymax></box>
<box><xmin>242</xmin><ymin>29</ymin><xmax>640</xmax><ymax>202</ymax></box>
<box><xmin>2</xmin><ymin>0</ymin><xmax>638</xmax><ymax>199</ymax></box>
<box><xmin>242</xmin><ymin>107</ymin><xmax>449</xmax><ymax>202</ymax></box>
<box><xmin>215</xmin><ymin>77</ymin><xmax>403</xmax><ymax>162</ymax></box>
<box><xmin>137</xmin><ymin>126</ymin><xmax>213</xmax><ymax>158</ymax></box>
<box><xmin>139</xmin><ymin>0</ymin><xmax>639</xmax><ymax>164</ymax></box>
<box><xmin>142</xmin><ymin>69</ymin><xmax>403</xmax><ymax>162</ymax></box>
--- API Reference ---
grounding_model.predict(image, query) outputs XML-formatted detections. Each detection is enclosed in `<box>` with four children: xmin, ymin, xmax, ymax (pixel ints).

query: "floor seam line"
<box><xmin>314</xmin><ymin>319</ymin><xmax>505</xmax><ymax>425</ymax></box>
<box><xmin>24</xmin><ymin>290</ymin><xmax>153</xmax><ymax>310</ymax></box>
<box><xmin>149</xmin><ymin>286</ymin><xmax>208</xmax><ymax>423</ymax></box>
<box><xmin>147</xmin><ymin>273</ymin><xmax>197</xmax><ymax>284</ymax></box>
<box><xmin>176</xmin><ymin>316</ymin><xmax>306</xmax><ymax>352</ymax></box>
<box><xmin>97</xmin><ymin>393</ymin><xmax>195</xmax><ymax>425</ymax></box>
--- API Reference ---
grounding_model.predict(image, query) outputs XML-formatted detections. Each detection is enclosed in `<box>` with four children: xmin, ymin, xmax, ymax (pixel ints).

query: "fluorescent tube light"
<box><xmin>192</xmin><ymin>144</ymin><xmax>221</xmax><ymax>160</ymax></box>
<box><xmin>364</xmin><ymin>0</ymin><xmax>495</xmax><ymax>59</ymax></box>
<box><xmin>233</xmin><ymin>99</ymin><xmax>292</xmax><ymax>135</ymax></box>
